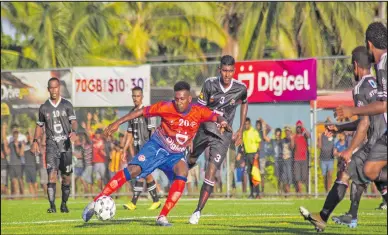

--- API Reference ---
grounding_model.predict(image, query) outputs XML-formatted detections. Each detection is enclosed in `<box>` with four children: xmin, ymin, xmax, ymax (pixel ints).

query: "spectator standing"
<box><xmin>80</xmin><ymin>132</ymin><xmax>93</xmax><ymax>197</ymax></box>
<box><xmin>91</xmin><ymin>128</ymin><xmax>107</xmax><ymax>191</ymax></box>
<box><xmin>281</xmin><ymin>126</ymin><xmax>294</xmax><ymax>195</ymax></box>
<box><xmin>73</xmin><ymin>136</ymin><xmax>84</xmax><ymax>195</ymax></box>
<box><xmin>256</xmin><ymin>118</ymin><xmax>271</xmax><ymax>194</ymax></box>
<box><xmin>293</xmin><ymin>120</ymin><xmax>311</xmax><ymax>195</ymax></box>
<box><xmin>1</xmin><ymin>123</ymin><xmax>9</xmax><ymax>195</ymax></box>
<box><xmin>24</xmin><ymin>132</ymin><xmax>38</xmax><ymax>198</ymax></box>
<box><xmin>235</xmin><ymin>145</ymin><xmax>247</xmax><ymax>194</ymax></box>
<box><xmin>243</xmin><ymin>118</ymin><xmax>261</xmax><ymax>199</ymax></box>
<box><xmin>318</xmin><ymin>126</ymin><xmax>336</xmax><ymax>193</ymax></box>
<box><xmin>8</xmin><ymin>126</ymin><xmax>25</xmax><ymax>197</ymax></box>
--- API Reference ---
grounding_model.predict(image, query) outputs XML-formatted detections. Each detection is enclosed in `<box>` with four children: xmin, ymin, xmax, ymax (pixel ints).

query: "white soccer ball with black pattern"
<box><xmin>94</xmin><ymin>196</ymin><xmax>116</xmax><ymax>221</ymax></box>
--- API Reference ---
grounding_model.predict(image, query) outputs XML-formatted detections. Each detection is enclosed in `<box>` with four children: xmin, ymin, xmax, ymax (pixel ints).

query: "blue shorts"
<box><xmin>320</xmin><ymin>160</ymin><xmax>334</xmax><ymax>176</ymax></box>
<box><xmin>129</xmin><ymin>135</ymin><xmax>186</xmax><ymax>182</ymax></box>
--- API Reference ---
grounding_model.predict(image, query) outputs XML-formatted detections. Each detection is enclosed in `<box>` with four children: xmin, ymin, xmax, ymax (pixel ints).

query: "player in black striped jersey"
<box><xmin>336</xmin><ymin>22</ymin><xmax>387</xmax><ymax>188</ymax></box>
<box><xmin>31</xmin><ymin>77</ymin><xmax>78</xmax><ymax>213</ymax></box>
<box><xmin>187</xmin><ymin>55</ymin><xmax>248</xmax><ymax>224</ymax></box>
<box><xmin>122</xmin><ymin>86</ymin><xmax>161</xmax><ymax>211</ymax></box>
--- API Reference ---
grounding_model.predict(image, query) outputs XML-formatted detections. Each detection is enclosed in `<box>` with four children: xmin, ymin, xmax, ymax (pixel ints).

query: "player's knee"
<box><xmin>127</xmin><ymin>164</ymin><xmax>141</xmax><ymax>178</ymax></box>
<box><xmin>364</xmin><ymin>165</ymin><xmax>378</xmax><ymax>181</ymax></box>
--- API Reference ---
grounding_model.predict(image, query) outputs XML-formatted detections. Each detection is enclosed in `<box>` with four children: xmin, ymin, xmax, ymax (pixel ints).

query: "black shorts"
<box><xmin>348</xmin><ymin>145</ymin><xmax>370</xmax><ymax>185</ymax></box>
<box><xmin>8</xmin><ymin>165</ymin><xmax>22</xmax><ymax>179</ymax></box>
<box><xmin>24</xmin><ymin>166</ymin><xmax>37</xmax><ymax>183</ymax></box>
<box><xmin>366</xmin><ymin>134</ymin><xmax>387</xmax><ymax>162</ymax></box>
<box><xmin>189</xmin><ymin>128</ymin><xmax>232</xmax><ymax>169</ymax></box>
<box><xmin>46</xmin><ymin>148</ymin><xmax>73</xmax><ymax>175</ymax></box>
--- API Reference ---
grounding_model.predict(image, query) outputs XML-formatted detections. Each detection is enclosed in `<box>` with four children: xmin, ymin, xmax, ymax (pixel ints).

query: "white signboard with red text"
<box><xmin>72</xmin><ymin>65</ymin><xmax>150</xmax><ymax>107</ymax></box>
<box><xmin>234</xmin><ymin>59</ymin><xmax>317</xmax><ymax>103</ymax></box>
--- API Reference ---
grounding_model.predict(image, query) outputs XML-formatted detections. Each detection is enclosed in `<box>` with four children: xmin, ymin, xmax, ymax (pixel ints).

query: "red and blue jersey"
<box><xmin>143</xmin><ymin>101</ymin><xmax>218</xmax><ymax>153</ymax></box>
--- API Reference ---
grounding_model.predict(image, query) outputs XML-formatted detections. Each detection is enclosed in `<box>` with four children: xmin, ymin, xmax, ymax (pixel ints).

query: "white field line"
<box><xmin>1</xmin><ymin>212</ymin><xmax>386</xmax><ymax>226</ymax></box>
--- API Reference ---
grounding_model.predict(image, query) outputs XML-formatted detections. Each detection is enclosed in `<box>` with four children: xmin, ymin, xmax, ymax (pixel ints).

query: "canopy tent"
<box><xmin>310</xmin><ymin>90</ymin><xmax>354</xmax><ymax>109</ymax></box>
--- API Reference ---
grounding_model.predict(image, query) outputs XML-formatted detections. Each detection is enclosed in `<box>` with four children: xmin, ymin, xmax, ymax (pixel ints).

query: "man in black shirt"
<box><xmin>187</xmin><ymin>55</ymin><xmax>248</xmax><ymax>224</ymax></box>
<box><xmin>123</xmin><ymin>86</ymin><xmax>160</xmax><ymax>211</ymax></box>
<box><xmin>300</xmin><ymin>46</ymin><xmax>387</xmax><ymax>231</ymax></box>
<box><xmin>31</xmin><ymin>77</ymin><xmax>77</xmax><ymax>213</ymax></box>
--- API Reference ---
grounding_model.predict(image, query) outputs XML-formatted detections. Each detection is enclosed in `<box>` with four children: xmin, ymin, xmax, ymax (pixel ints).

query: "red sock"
<box><xmin>94</xmin><ymin>169</ymin><xmax>128</xmax><ymax>201</ymax></box>
<box><xmin>159</xmin><ymin>179</ymin><xmax>186</xmax><ymax>217</ymax></box>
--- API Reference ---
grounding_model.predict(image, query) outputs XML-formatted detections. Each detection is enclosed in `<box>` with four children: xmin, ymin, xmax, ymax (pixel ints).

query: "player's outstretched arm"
<box><xmin>336</xmin><ymin>101</ymin><xmax>387</xmax><ymax>119</ymax></box>
<box><xmin>327</xmin><ymin>119</ymin><xmax>360</xmax><ymax>133</ymax></box>
<box><xmin>104</xmin><ymin>108</ymin><xmax>144</xmax><ymax>137</ymax></box>
<box><xmin>339</xmin><ymin>115</ymin><xmax>369</xmax><ymax>162</ymax></box>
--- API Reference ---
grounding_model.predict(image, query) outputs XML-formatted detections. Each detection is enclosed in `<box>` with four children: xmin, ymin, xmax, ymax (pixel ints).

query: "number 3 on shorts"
<box><xmin>214</xmin><ymin>154</ymin><xmax>221</xmax><ymax>163</ymax></box>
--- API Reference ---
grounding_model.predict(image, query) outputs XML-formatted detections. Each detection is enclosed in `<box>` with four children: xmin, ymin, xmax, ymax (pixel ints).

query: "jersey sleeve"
<box><xmin>66</xmin><ymin>102</ymin><xmax>77</xmax><ymax>122</ymax></box>
<box><xmin>37</xmin><ymin>105</ymin><xmax>45</xmax><ymax>127</ymax></box>
<box><xmin>240</xmin><ymin>86</ymin><xmax>248</xmax><ymax>104</ymax></box>
<box><xmin>197</xmin><ymin>80</ymin><xmax>211</xmax><ymax>106</ymax></box>
<box><xmin>199</xmin><ymin>106</ymin><xmax>218</xmax><ymax>123</ymax></box>
<box><xmin>376</xmin><ymin>69</ymin><xmax>387</xmax><ymax>101</ymax></box>
<box><xmin>147</xmin><ymin>117</ymin><xmax>156</xmax><ymax>130</ymax></box>
<box><xmin>143</xmin><ymin>101</ymin><xmax>165</xmax><ymax>118</ymax></box>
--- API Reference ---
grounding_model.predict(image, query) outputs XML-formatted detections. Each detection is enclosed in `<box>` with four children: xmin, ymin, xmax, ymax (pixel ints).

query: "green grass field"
<box><xmin>1</xmin><ymin>197</ymin><xmax>386</xmax><ymax>234</ymax></box>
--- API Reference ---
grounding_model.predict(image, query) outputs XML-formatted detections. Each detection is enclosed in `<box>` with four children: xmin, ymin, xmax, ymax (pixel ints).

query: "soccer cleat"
<box><xmin>299</xmin><ymin>206</ymin><xmax>326</xmax><ymax>232</ymax></box>
<box><xmin>332</xmin><ymin>213</ymin><xmax>358</xmax><ymax>228</ymax></box>
<box><xmin>82</xmin><ymin>201</ymin><xmax>95</xmax><ymax>222</ymax></box>
<box><xmin>156</xmin><ymin>216</ymin><xmax>172</xmax><ymax>227</ymax></box>
<box><xmin>60</xmin><ymin>203</ymin><xmax>69</xmax><ymax>213</ymax></box>
<box><xmin>148</xmin><ymin>201</ymin><xmax>162</xmax><ymax>210</ymax></box>
<box><xmin>47</xmin><ymin>206</ymin><xmax>57</xmax><ymax>213</ymax></box>
<box><xmin>123</xmin><ymin>202</ymin><xmax>137</xmax><ymax>211</ymax></box>
<box><xmin>189</xmin><ymin>211</ymin><xmax>201</xmax><ymax>224</ymax></box>
<box><xmin>376</xmin><ymin>202</ymin><xmax>387</xmax><ymax>210</ymax></box>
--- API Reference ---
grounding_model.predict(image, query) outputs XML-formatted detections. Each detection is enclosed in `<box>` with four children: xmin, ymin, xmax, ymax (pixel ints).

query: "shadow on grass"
<box><xmin>75</xmin><ymin>219</ymin><xmax>156</xmax><ymax>228</ymax></box>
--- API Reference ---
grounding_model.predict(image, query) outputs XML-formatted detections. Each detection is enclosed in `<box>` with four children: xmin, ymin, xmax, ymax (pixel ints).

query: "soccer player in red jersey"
<box><xmin>82</xmin><ymin>81</ymin><xmax>231</xmax><ymax>226</ymax></box>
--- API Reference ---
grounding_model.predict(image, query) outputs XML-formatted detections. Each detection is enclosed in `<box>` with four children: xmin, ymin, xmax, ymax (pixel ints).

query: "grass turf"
<box><xmin>1</xmin><ymin>197</ymin><xmax>386</xmax><ymax>234</ymax></box>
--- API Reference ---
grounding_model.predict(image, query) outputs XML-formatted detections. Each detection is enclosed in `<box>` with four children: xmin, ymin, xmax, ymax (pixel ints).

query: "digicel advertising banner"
<box><xmin>234</xmin><ymin>58</ymin><xmax>317</xmax><ymax>103</ymax></box>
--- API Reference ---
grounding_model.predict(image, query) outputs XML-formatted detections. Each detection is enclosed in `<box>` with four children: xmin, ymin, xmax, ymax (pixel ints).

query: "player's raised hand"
<box><xmin>335</xmin><ymin>106</ymin><xmax>353</xmax><ymax>121</ymax></box>
<box><xmin>104</xmin><ymin>122</ymin><xmax>119</xmax><ymax>137</ymax></box>
<box><xmin>220</xmin><ymin>121</ymin><xmax>232</xmax><ymax>133</ymax></box>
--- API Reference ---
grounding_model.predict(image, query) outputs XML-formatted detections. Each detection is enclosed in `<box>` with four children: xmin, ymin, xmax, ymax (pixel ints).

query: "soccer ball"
<box><xmin>94</xmin><ymin>196</ymin><xmax>116</xmax><ymax>221</ymax></box>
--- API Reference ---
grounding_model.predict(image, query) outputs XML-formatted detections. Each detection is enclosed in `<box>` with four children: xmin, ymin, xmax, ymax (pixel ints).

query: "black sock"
<box><xmin>196</xmin><ymin>180</ymin><xmax>214</xmax><ymax>212</ymax></box>
<box><xmin>47</xmin><ymin>183</ymin><xmax>56</xmax><ymax>208</ymax></box>
<box><xmin>349</xmin><ymin>182</ymin><xmax>366</xmax><ymax>219</ymax></box>
<box><xmin>374</xmin><ymin>181</ymin><xmax>388</xmax><ymax>203</ymax></box>
<box><xmin>147</xmin><ymin>180</ymin><xmax>159</xmax><ymax>203</ymax></box>
<box><xmin>61</xmin><ymin>183</ymin><xmax>71</xmax><ymax>204</ymax></box>
<box><xmin>320</xmin><ymin>182</ymin><xmax>347</xmax><ymax>222</ymax></box>
<box><xmin>131</xmin><ymin>181</ymin><xmax>143</xmax><ymax>205</ymax></box>
<box><xmin>256</xmin><ymin>185</ymin><xmax>260</xmax><ymax>197</ymax></box>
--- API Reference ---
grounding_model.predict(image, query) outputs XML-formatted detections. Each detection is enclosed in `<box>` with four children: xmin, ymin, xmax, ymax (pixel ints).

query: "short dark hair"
<box><xmin>352</xmin><ymin>46</ymin><xmax>371</xmax><ymax>69</ymax></box>
<box><xmin>220</xmin><ymin>55</ymin><xmax>235</xmax><ymax>66</ymax></box>
<box><xmin>48</xmin><ymin>77</ymin><xmax>60</xmax><ymax>87</ymax></box>
<box><xmin>174</xmin><ymin>81</ymin><xmax>191</xmax><ymax>92</ymax></box>
<box><xmin>132</xmin><ymin>86</ymin><xmax>143</xmax><ymax>93</ymax></box>
<box><xmin>366</xmin><ymin>22</ymin><xmax>387</xmax><ymax>50</ymax></box>
<box><xmin>275</xmin><ymin>128</ymin><xmax>282</xmax><ymax>134</ymax></box>
<box><xmin>119</xmin><ymin>133</ymin><xmax>124</xmax><ymax>138</ymax></box>
<box><xmin>245</xmin><ymin>117</ymin><xmax>251</xmax><ymax>123</ymax></box>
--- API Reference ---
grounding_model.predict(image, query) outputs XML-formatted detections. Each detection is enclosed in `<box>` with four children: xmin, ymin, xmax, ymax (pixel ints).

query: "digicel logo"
<box><xmin>258</xmin><ymin>70</ymin><xmax>311</xmax><ymax>96</ymax></box>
